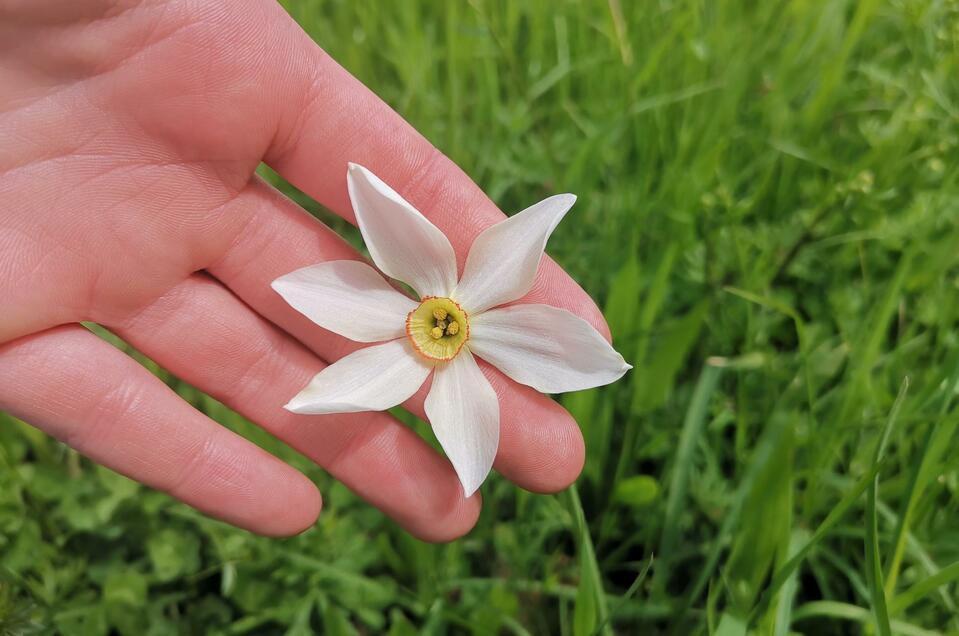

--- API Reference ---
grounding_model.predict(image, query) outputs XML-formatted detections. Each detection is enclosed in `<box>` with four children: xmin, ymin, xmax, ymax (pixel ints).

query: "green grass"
<box><xmin>3</xmin><ymin>0</ymin><xmax>959</xmax><ymax>633</ymax></box>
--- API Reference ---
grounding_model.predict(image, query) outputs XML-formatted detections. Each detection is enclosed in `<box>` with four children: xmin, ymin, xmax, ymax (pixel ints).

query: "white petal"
<box><xmin>424</xmin><ymin>349</ymin><xmax>500</xmax><ymax>497</ymax></box>
<box><xmin>271</xmin><ymin>260</ymin><xmax>417</xmax><ymax>343</ymax></box>
<box><xmin>452</xmin><ymin>194</ymin><xmax>576</xmax><ymax>313</ymax></box>
<box><xmin>347</xmin><ymin>163</ymin><xmax>457</xmax><ymax>298</ymax></box>
<box><xmin>285</xmin><ymin>339</ymin><xmax>431</xmax><ymax>414</ymax></box>
<box><xmin>469</xmin><ymin>304</ymin><xmax>631</xmax><ymax>394</ymax></box>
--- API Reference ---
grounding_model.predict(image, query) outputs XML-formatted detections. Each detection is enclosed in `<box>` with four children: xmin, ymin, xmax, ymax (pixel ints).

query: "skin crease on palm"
<box><xmin>0</xmin><ymin>0</ymin><xmax>613</xmax><ymax>541</ymax></box>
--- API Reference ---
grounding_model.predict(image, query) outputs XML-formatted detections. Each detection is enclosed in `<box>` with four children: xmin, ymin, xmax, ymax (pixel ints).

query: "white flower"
<box><xmin>272</xmin><ymin>164</ymin><xmax>631</xmax><ymax>496</ymax></box>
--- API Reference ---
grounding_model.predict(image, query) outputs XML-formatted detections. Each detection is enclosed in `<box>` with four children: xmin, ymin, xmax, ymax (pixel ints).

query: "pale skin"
<box><xmin>0</xmin><ymin>0</ymin><xmax>610</xmax><ymax>540</ymax></box>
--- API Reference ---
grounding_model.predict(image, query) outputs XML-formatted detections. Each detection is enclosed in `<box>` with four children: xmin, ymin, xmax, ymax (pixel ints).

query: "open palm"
<box><xmin>0</xmin><ymin>0</ymin><xmax>610</xmax><ymax>540</ymax></box>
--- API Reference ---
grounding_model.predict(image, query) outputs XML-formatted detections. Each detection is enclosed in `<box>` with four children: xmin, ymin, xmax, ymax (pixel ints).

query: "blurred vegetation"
<box><xmin>3</xmin><ymin>0</ymin><xmax>959</xmax><ymax>633</ymax></box>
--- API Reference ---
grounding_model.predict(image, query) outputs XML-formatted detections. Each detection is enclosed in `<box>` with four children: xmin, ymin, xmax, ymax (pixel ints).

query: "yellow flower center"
<box><xmin>406</xmin><ymin>296</ymin><xmax>470</xmax><ymax>362</ymax></box>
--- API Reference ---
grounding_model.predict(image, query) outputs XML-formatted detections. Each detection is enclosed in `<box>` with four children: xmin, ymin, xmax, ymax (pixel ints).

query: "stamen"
<box><xmin>430</xmin><ymin>326</ymin><xmax>444</xmax><ymax>339</ymax></box>
<box><xmin>446</xmin><ymin>322</ymin><xmax>459</xmax><ymax>336</ymax></box>
<box><xmin>432</xmin><ymin>308</ymin><xmax>448</xmax><ymax>321</ymax></box>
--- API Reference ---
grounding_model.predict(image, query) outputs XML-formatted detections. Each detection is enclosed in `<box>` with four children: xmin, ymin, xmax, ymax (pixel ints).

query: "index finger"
<box><xmin>262</xmin><ymin>9</ymin><xmax>610</xmax><ymax>340</ymax></box>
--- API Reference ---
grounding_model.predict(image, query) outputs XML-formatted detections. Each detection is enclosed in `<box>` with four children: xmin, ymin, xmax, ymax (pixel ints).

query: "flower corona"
<box><xmin>406</xmin><ymin>297</ymin><xmax>470</xmax><ymax>361</ymax></box>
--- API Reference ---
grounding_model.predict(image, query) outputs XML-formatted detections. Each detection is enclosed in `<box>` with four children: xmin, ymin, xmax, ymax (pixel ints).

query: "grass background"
<box><xmin>3</xmin><ymin>0</ymin><xmax>959</xmax><ymax>633</ymax></box>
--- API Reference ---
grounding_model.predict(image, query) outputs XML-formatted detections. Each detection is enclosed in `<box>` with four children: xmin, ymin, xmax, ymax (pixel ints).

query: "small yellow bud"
<box><xmin>432</xmin><ymin>308</ymin><xmax>448</xmax><ymax>321</ymax></box>
<box><xmin>446</xmin><ymin>321</ymin><xmax>459</xmax><ymax>336</ymax></box>
<box><xmin>430</xmin><ymin>326</ymin><xmax>444</xmax><ymax>339</ymax></box>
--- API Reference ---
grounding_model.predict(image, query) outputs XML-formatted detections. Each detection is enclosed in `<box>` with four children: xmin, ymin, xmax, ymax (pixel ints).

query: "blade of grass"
<box><xmin>656</xmin><ymin>362</ymin><xmax>722</xmax><ymax>591</ymax></box>
<box><xmin>875</xmin><ymin>499</ymin><xmax>955</xmax><ymax>614</ymax></box>
<box><xmin>599</xmin><ymin>245</ymin><xmax>677</xmax><ymax>547</ymax></box>
<box><xmin>748</xmin><ymin>458</ymin><xmax>887</xmax><ymax>622</ymax></box>
<box><xmin>791</xmin><ymin>602</ymin><xmax>941</xmax><ymax>636</ymax></box>
<box><xmin>864</xmin><ymin>377</ymin><xmax>910</xmax><ymax>636</ymax></box>
<box><xmin>688</xmin><ymin>415</ymin><xmax>790</xmax><ymax>605</ymax></box>
<box><xmin>885</xmin><ymin>357</ymin><xmax>959</xmax><ymax>597</ymax></box>
<box><xmin>890</xmin><ymin>560</ymin><xmax>959</xmax><ymax>615</ymax></box>
<box><xmin>438</xmin><ymin>578</ymin><xmax>673</xmax><ymax>620</ymax></box>
<box><xmin>565</xmin><ymin>486</ymin><xmax>611</xmax><ymax>636</ymax></box>
<box><xmin>629</xmin><ymin>244</ymin><xmax>680</xmax><ymax>414</ymax></box>
<box><xmin>722</xmin><ymin>286</ymin><xmax>815</xmax><ymax>417</ymax></box>
<box><xmin>804</xmin><ymin>0</ymin><xmax>883</xmax><ymax>125</ymax></box>
<box><xmin>591</xmin><ymin>554</ymin><xmax>653</xmax><ymax>636</ymax></box>
<box><xmin>834</xmin><ymin>253</ymin><xmax>912</xmax><ymax>456</ymax></box>
<box><xmin>772</xmin><ymin>530</ymin><xmax>808</xmax><ymax>636</ymax></box>
<box><xmin>714</xmin><ymin>613</ymin><xmax>747</xmax><ymax>636</ymax></box>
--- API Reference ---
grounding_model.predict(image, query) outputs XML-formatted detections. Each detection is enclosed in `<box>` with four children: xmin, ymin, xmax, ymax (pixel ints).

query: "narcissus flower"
<box><xmin>272</xmin><ymin>164</ymin><xmax>630</xmax><ymax>496</ymax></box>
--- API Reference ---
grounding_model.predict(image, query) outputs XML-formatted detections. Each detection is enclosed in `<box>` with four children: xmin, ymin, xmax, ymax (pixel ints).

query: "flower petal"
<box><xmin>424</xmin><ymin>349</ymin><xmax>499</xmax><ymax>497</ymax></box>
<box><xmin>347</xmin><ymin>163</ymin><xmax>457</xmax><ymax>298</ymax></box>
<box><xmin>272</xmin><ymin>260</ymin><xmax>418</xmax><ymax>343</ymax></box>
<box><xmin>452</xmin><ymin>194</ymin><xmax>576</xmax><ymax>313</ymax></box>
<box><xmin>285</xmin><ymin>339</ymin><xmax>431</xmax><ymax>414</ymax></box>
<box><xmin>469</xmin><ymin>304</ymin><xmax>631</xmax><ymax>394</ymax></box>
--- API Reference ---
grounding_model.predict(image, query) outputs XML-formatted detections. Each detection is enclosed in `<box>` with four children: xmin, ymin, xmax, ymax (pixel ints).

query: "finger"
<box><xmin>209</xmin><ymin>180</ymin><xmax>585</xmax><ymax>493</ymax></box>
<box><xmin>110</xmin><ymin>273</ymin><xmax>481</xmax><ymax>542</ymax></box>
<box><xmin>0</xmin><ymin>325</ymin><xmax>320</xmax><ymax>536</ymax></box>
<box><xmin>262</xmin><ymin>7</ymin><xmax>609</xmax><ymax>339</ymax></box>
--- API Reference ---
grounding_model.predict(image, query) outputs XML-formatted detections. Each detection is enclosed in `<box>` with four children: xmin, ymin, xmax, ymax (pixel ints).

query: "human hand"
<box><xmin>0</xmin><ymin>0</ymin><xmax>610</xmax><ymax>540</ymax></box>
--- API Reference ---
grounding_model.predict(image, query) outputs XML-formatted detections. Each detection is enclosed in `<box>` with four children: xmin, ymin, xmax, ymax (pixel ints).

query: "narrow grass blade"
<box><xmin>890</xmin><ymin>560</ymin><xmax>959</xmax><ymax>615</ymax></box>
<box><xmin>565</xmin><ymin>486</ymin><xmax>611</xmax><ymax>636</ymax></box>
<box><xmin>864</xmin><ymin>377</ymin><xmax>909</xmax><ymax>636</ymax></box>
<box><xmin>687</xmin><ymin>418</ymin><xmax>790</xmax><ymax>606</ymax></box>
<box><xmin>573</xmin><ymin>557</ymin><xmax>598</xmax><ymax>636</ymax></box>
<box><xmin>722</xmin><ymin>417</ymin><xmax>793</xmax><ymax>614</ymax></box>
<box><xmin>631</xmin><ymin>300</ymin><xmax>709</xmax><ymax>414</ymax></box>
<box><xmin>591</xmin><ymin>554</ymin><xmax>652</xmax><ymax>636</ymax></box>
<box><xmin>791</xmin><ymin>601</ymin><xmax>941</xmax><ymax>636</ymax></box>
<box><xmin>722</xmin><ymin>286</ymin><xmax>814</xmax><ymax>417</ymax></box>
<box><xmin>656</xmin><ymin>363</ymin><xmax>722</xmax><ymax>590</ymax></box>
<box><xmin>714</xmin><ymin>613</ymin><xmax>747</xmax><ymax>636</ymax></box>
<box><xmin>772</xmin><ymin>530</ymin><xmax>808</xmax><ymax>636</ymax></box>
<box><xmin>748</xmin><ymin>460</ymin><xmax>885</xmax><ymax>621</ymax></box>
<box><xmin>885</xmin><ymin>358</ymin><xmax>959</xmax><ymax>597</ymax></box>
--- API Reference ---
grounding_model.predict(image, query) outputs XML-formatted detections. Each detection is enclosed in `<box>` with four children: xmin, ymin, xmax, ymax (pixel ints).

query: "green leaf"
<box><xmin>603</xmin><ymin>254</ymin><xmax>641</xmax><ymax>341</ymax></box>
<box><xmin>103</xmin><ymin>570</ymin><xmax>149</xmax><ymax>636</ymax></box>
<box><xmin>320</xmin><ymin>601</ymin><xmax>358</xmax><ymax>636</ymax></box>
<box><xmin>146</xmin><ymin>529</ymin><xmax>201</xmax><ymax>583</ymax></box>
<box><xmin>631</xmin><ymin>300</ymin><xmax>710</xmax><ymax>414</ymax></box>
<box><xmin>54</xmin><ymin>605</ymin><xmax>109</xmax><ymax>636</ymax></box>
<box><xmin>612</xmin><ymin>475</ymin><xmax>660</xmax><ymax>509</ymax></box>
<box><xmin>102</xmin><ymin>570</ymin><xmax>147</xmax><ymax>607</ymax></box>
<box><xmin>386</xmin><ymin>609</ymin><xmax>421</xmax><ymax>636</ymax></box>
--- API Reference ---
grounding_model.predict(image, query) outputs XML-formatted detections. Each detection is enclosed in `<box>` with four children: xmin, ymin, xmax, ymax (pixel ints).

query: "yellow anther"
<box><xmin>406</xmin><ymin>296</ymin><xmax>470</xmax><ymax>361</ymax></box>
